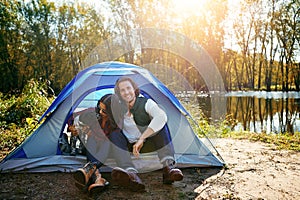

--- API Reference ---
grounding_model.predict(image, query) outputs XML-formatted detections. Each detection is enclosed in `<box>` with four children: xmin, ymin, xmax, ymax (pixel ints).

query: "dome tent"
<box><xmin>0</xmin><ymin>61</ymin><xmax>224</xmax><ymax>173</ymax></box>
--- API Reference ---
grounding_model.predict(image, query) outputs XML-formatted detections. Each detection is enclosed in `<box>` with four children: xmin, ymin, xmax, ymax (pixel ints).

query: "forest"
<box><xmin>0</xmin><ymin>0</ymin><xmax>299</xmax><ymax>95</ymax></box>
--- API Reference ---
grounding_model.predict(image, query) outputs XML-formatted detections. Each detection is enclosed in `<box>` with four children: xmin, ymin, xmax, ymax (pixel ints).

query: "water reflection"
<box><xmin>197</xmin><ymin>92</ymin><xmax>300</xmax><ymax>134</ymax></box>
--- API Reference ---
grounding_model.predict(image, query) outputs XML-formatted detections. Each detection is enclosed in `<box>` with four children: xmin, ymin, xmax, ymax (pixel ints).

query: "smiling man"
<box><xmin>109</xmin><ymin>76</ymin><xmax>183</xmax><ymax>191</ymax></box>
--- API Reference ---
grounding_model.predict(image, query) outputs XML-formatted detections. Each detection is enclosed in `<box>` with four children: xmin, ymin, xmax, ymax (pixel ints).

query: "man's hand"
<box><xmin>133</xmin><ymin>138</ymin><xmax>144</xmax><ymax>158</ymax></box>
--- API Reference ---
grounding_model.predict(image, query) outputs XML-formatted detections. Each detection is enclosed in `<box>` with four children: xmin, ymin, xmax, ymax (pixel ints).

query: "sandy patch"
<box><xmin>196</xmin><ymin>138</ymin><xmax>300</xmax><ymax>199</ymax></box>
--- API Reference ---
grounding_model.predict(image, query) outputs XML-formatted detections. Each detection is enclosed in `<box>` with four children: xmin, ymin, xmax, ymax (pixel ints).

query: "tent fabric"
<box><xmin>0</xmin><ymin>61</ymin><xmax>224</xmax><ymax>173</ymax></box>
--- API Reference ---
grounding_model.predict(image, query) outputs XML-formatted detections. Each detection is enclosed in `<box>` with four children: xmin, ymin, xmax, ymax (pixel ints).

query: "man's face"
<box><xmin>118</xmin><ymin>80</ymin><xmax>136</xmax><ymax>104</ymax></box>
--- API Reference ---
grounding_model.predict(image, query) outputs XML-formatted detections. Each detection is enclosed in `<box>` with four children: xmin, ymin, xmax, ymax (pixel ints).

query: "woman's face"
<box><xmin>118</xmin><ymin>80</ymin><xmax>136</xmax><ymax>105</ymax></box>
<box><xmin>98</xmin><ymin>102</ymin><xmax>108</xmax><ymax>118</ymax></box>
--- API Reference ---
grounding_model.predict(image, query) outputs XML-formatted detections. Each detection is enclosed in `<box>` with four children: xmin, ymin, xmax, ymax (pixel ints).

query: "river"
<box><xmin>182</xmin><ymin>91</ymin><xmax>300</xmax><ymax>134</ymax></box>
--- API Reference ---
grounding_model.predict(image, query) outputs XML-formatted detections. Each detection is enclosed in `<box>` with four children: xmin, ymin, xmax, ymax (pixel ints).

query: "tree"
<box><xmin>274</xmin><ymin>1</ymin><xmax>300</xmax><ymax>91</ymax></box>
<box><xmin>0</xmin><ymin>0</ymin><xmax>23</xmax><ymax>93</ymax></box>
<box><xmin>20</xmin><ymin>0</ymin><xmax>56</xmax><ymax>83</ymax></box>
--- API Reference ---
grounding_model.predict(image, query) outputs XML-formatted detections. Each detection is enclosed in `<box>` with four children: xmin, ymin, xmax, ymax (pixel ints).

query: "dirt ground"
<box><xmin>1</xmin><ymin>138</ymin><xmax>300</xmax><ymax>200</ymax></box>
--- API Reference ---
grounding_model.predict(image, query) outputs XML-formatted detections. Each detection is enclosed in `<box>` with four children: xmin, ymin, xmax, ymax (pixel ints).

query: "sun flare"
<box><xmin>172</xmin><ymin>0</ymin><xmax>207</xmax><ymax>15</ymax></box>
<box><xmin>172</xmin><ymin>0</ymin><xmax>241</xmax><ymax>15</ymax></box>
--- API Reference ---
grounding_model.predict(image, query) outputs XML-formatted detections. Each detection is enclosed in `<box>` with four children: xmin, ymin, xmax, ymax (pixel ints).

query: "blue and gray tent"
<box><xmin>0</xmin><ymin>61</ymin><xmax>224</xmax><ymax>173</ymax></box>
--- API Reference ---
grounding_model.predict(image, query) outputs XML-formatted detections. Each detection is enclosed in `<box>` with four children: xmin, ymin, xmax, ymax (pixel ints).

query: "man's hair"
<box><xmin>114</xmin><ymin>76</ymin><xmax>140</xmax><ymax>98</ymax></box>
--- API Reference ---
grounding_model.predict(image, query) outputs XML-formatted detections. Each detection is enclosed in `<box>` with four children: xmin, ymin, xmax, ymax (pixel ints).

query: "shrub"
<box><xmin>0</xmin><ymin>79</ymin><xmax>53</xmax><ymax>127</ymax></box>
<box><xmin>0</xmin><ymin>79</ymin><xmax>54</xmax><ymax>156</ymax></box>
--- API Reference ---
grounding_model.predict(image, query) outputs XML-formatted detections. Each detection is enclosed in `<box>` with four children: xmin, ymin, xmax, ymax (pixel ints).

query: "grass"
<box><xmin>228</xmin><ymin>131</ymin><xmax>300</xmax><ymax>152</ymax></box>
<box><xmin>198</xmin><ymin>126</ymin><xmax>300</xmax><ymax>152</ymax></box>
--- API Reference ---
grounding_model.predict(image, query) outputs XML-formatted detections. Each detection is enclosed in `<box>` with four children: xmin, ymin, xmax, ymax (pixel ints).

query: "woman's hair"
<box><xmin>96</xmin><ymin>93</ymin><xmax>118</xmax><ymax>130</ymax></box>
<box><xmin>114</xmin><ymin>76</ymin><xmax>140</xmax><ymax>99</ymax></box>
<box><xmin>97</xmin><ymin>94</ymin><xmax>112</xmax><ymax>116</ymax></box>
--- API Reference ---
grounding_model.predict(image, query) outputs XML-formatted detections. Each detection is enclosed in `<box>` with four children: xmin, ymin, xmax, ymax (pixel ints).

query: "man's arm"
<box><xmin>133</xmin><ymin>99</ymin><xmax>167</xmax><ymax>157</ymax></box>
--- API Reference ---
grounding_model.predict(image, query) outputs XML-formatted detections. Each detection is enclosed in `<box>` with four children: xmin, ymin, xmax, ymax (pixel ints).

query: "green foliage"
<box><xmin>0</xmin><ymin>0</ymin><xmax>111</xmax><ymax>94</ymax></box>
<box><xmin>181</xmin><ymin>99</ymin><xmax>233</xmax><ymax>138</ymax></box>
<box><xmin>219</xmin><ymin>131</ymin><xmax>300</xmax><ymax>152</ymax></box>
<box><xmin>248</xmin><ymin>132</ymin><xmax>300</xmax><ymax>152</ymax></box>
<box><xmin>0</xmin><ymin>79</ymin><xmax>52</xmax><ymax>126</ymax></box>
<box><xmin>0</xmin><ymin>79</ymin><xmax>54</xmax><ymax>155</ymax></box>
<box><xmin>1</xmin><ymin>124</ymin><xmax>28</xmax><ymax>153</ymax></box>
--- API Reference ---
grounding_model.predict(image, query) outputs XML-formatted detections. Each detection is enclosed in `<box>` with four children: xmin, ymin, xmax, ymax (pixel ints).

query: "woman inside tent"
<box><xmin>71</xmin><ymin>94</ymin><xmax>120</xmax><ymax>194</ymax></box>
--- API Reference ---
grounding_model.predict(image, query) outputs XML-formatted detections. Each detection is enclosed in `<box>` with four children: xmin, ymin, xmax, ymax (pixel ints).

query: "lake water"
<box><xmin>183</xmin><ymin>91</ymin><xmax>300</xmax><ymax>134</ymax></box>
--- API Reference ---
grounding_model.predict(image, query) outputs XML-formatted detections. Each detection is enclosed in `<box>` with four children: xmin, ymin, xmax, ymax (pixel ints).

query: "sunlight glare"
<box><xmin>172</xmin><ymin>0</ymin><xmax>207</xmax><ymax>15</ymax></box>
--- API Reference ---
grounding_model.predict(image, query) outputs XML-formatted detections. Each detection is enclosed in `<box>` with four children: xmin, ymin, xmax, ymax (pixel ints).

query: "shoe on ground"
<box><xmin>88</xmin><ymin>170</ymin><xmax>109</xmax><ymax>195</ymax></box>
<box><xmin>162</xmin><ymin>166</ymin><xmax>183</xmax><ymax>184</ymax></box>
<box><xmin>74</xmin><ymin>162</ymin><xmax>96</xmax><ymax>191</ymax></box>
<box><xmin>111</xmin><ymin>167</ymin><xmax>145</xmax><ymax>192</ymax></box>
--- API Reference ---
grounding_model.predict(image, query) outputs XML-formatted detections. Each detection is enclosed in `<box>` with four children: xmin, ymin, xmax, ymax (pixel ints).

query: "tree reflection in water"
<box><xmin>197</xmin><ymin>92</ymin><xmax>300</xmax><ymax>134</ymax></box>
